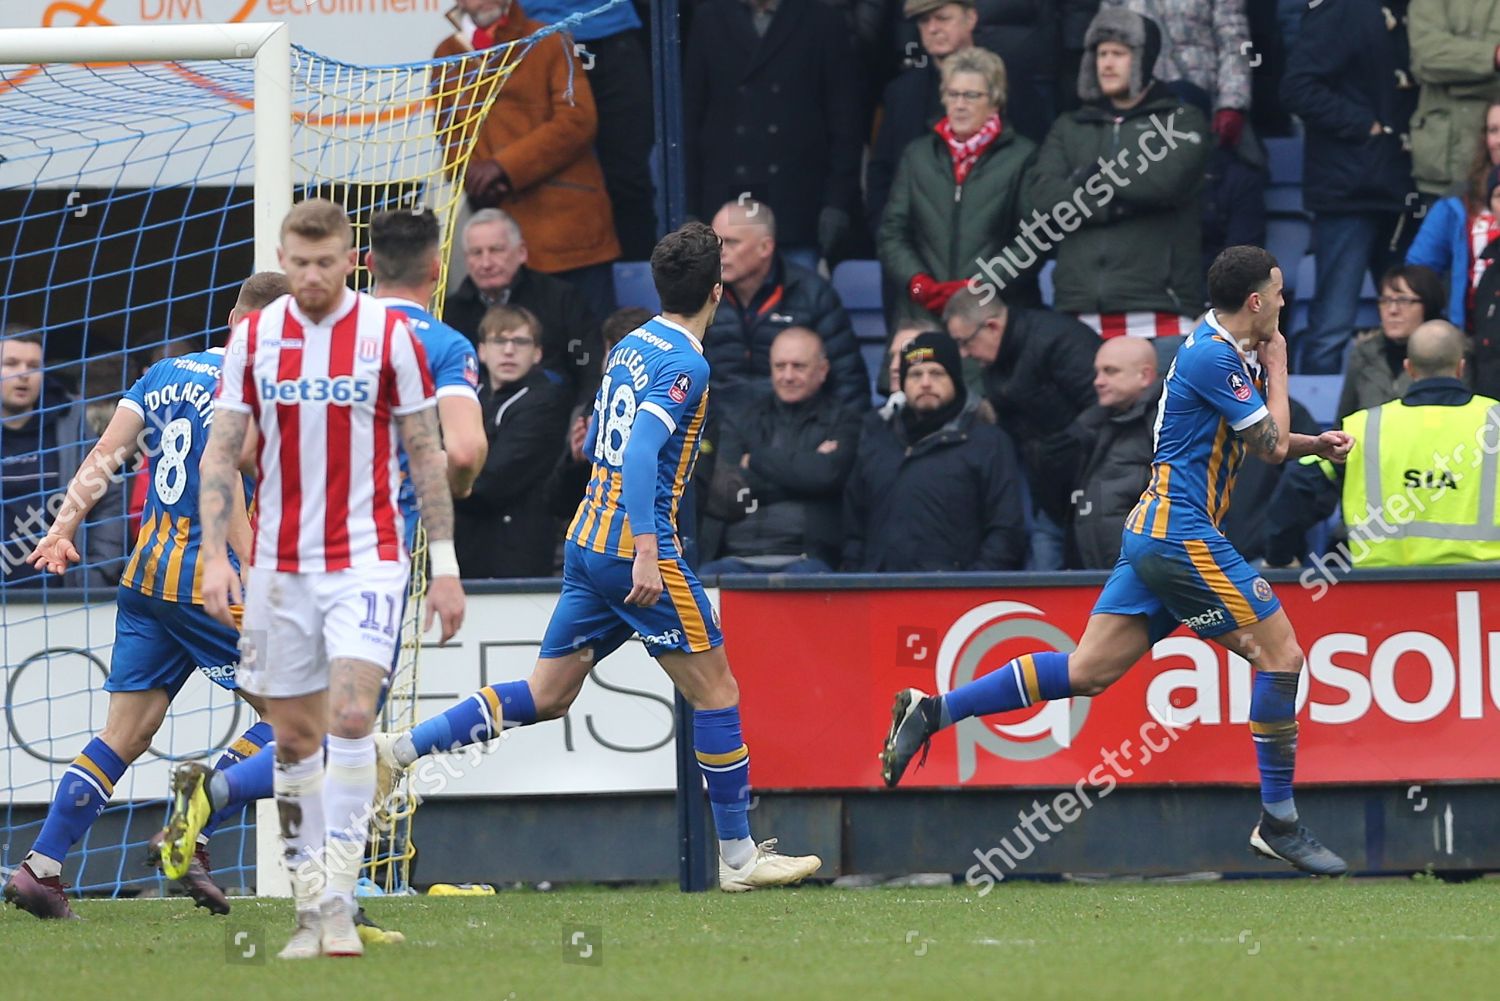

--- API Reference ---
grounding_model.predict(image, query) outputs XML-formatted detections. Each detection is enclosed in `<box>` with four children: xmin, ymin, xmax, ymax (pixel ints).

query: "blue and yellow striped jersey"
<box><xmin>566</xmin><ymin>316</ymin><xmax>710</xmax><ymax>560</ymax></box>
<box><xmin>1126</xmin><ymin>312</ymin><xmax>1268</xmax><ymax>541</ymax></box>
<box><xmin>119</xmin><ymin>348</ymin><xmax>246</xmax><ymax>603</ymax></box>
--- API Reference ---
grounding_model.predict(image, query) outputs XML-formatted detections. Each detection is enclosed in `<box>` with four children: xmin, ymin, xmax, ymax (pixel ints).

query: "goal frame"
<box><xmin>0</xmin><ymin>22</ymin><xmax>292</xmax><ymax>273</ymax></box>
<box><xmin>1</xmin><ymin>22</ymin><xmax>293</xmax><ymax>896</ymax></box>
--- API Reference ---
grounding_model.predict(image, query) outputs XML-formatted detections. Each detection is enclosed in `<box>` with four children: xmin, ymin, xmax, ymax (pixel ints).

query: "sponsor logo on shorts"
<box><xmin>1182</xmin><ymin>607</ymin><xmax>1227</xmax><ymax>631</ymax></box>
<box><xmin>1252</xmin><ymin>577</ymin><xmax>1274</xmax><ymax>602</ymax></box>
<box><xmin>668</xmin><ymin>372</ymin><xmax>692</xmax><ymax>404</ymax></box>
<box><xmin>641</xmin><ymin>627</ymin><xmax>684</xmax><ymax>648</ymax></box>
<box><xmin>199</xmin><ymin>663</ymin><xmax>237</xmax><ymax>682</ymax></box>
<box><xmin>1227</xmin><ymin>371</ymin><xmax>1252</xmax><ymax>402</ymax></box>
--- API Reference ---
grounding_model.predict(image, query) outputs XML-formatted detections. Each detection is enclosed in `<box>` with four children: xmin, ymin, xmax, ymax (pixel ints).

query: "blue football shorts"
<box><xmin>1092</xmin><ymin>531</ymin><xmax>1282</xmax><ymax>644</ymax></box>
<box><xmin>106</xmin><ymin>585</ymin><xmax>241</xmax><ymax>696</ymax></box>
<box><xmin>539</xmin><ymin>543</ymin><xmax>722</xmax><ymax>660</ymax></box>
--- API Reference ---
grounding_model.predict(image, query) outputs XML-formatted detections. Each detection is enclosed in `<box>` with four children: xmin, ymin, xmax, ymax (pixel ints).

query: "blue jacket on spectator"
<box><xmin>1278</xmin><ymin>0</ymin><xmax>1414</xmax><ymax>214</ymax></box>
<box><xmin>1405</xmin><ymin>195</ymin><xmax>1472</xmax><ymax>330</ymax></box>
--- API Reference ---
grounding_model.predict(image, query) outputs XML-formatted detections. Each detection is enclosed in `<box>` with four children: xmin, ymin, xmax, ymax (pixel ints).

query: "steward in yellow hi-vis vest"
<box><xmin>1267</xmin><ymin>320</ymin><xmax>1500</xmax><ymax>569</ymax></box>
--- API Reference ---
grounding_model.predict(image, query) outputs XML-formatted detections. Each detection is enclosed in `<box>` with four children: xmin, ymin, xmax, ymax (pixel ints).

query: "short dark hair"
<box><xmin>1</xmin><ymin>322</ymin><xmax>43</xmax><ymax>348</ymax></box>
<box><xmin>1207</xmin><ymin>245</ymin><xmax>1279</xmax><ymax>312</ymax></box>
<box><xmin>602</xmin><ymin>306</ymin><xmax>653</xmax><ymax>355</ymax></box>
<box><xmin>369</xmin><ymin>210</ymin><xmax>440</xmax><ymax>287</ymax></box>
<box><xmin>651</xmin><ymin>222</ymin><xmax>721</xmax><ymax>315</ymax></box>
<box><xmin>1380</xmin><ymin>264</ymin><xmax>1447</xmax><ymax>321</ymax></box>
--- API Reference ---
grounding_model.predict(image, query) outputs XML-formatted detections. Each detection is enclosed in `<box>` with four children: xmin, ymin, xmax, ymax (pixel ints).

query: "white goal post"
<box><xmin>0</xmin><ymin>22</ymin><xmax>292</xmax><ymax>273</ymax></box>
<box><xmin>2</xmin><ymin>21</ymin><xmax>292</xmax><ymax>896</ymax></box>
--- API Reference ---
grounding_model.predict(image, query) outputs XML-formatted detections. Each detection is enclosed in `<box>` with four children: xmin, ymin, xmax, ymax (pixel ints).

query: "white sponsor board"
<box><xmin>0</xmin><ymin>0</ymin><xmax>452</xmax><ymax>65</ymax></box>
<box><xmin>1</xmin><ymin>590</ymin><xmax>686</xmax><ymax>806</ymax></box>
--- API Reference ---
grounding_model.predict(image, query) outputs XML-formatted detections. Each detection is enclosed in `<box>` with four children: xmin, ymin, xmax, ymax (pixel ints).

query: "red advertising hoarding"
<box><xmin>724</xmin><ymin>580</ymin><xmax>1500</xmax><ymax>788</ymax></box>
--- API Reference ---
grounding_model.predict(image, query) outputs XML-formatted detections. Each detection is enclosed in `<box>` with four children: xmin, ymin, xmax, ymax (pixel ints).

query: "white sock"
<box><xmin>721</xmin><ymin>837</ymin><xmax>755</xmax><ymax>869</ymax></box>
<box><xmin>23</xmin><ymin>851</ymin><xmax>62</xmax><ymax>879</ymax></box>
<box><xmin>393</xmin><ymin>733</ymin><xmax>417</xmax><ymax>767</ymax></box>
<box><xmin>322</xmin><ymin>733</ymin><xmax>376</xmax><ymax>905</ymax></box>
<box><xmin>273</xmin><ymin>751</ymin><xmax>326</xmax><ymax>913</ymax></box>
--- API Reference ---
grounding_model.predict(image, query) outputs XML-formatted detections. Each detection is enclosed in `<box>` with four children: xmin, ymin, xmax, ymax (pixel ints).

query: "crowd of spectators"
<box><xmin>6</xmin><ymin>0</ymin><xmax>1500</xmax><ymax>588</ymax></box>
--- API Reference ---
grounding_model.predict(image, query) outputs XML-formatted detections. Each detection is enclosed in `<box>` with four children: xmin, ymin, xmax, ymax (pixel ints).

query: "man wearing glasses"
<box><xmin>456</xmin><ymin>305</ymin><xmax>572</xmax><ymax>578</ymax></box>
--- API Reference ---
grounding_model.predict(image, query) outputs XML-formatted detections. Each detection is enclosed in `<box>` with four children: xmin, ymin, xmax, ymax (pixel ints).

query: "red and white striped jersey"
<box><xmin>215</xmin><ymin>288</ymin><xmax>436</xmax><ymax>573</ymax></box>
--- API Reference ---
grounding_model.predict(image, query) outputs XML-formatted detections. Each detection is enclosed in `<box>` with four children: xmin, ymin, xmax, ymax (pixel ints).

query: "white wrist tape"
<box><xmin>428</xmin><ymin>539</ymin><xmax>459</xmax><ymax>579</ymax></box>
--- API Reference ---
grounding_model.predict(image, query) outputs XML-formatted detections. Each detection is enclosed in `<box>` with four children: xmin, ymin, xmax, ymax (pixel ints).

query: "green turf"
<box><xmin>4</xmin><ymin>879</ymin><xmax>1498</xmax><ymax>1000</ymax></box>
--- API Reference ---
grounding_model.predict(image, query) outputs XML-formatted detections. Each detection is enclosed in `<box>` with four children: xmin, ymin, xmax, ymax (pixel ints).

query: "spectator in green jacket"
<box><xmin>879</xmin><ymin>46</ymin><xmax>1039</xmax><ymax>331</ymax></box>
<box><xmin>1018</xmin><ymin>8</ymin><xmax>1209</xmax><ymax>339</ymax></box>
<box><xmin>1409</xmin><ymin>0</ymin><xmax>1500</xmax><ymax>200</ymax></box>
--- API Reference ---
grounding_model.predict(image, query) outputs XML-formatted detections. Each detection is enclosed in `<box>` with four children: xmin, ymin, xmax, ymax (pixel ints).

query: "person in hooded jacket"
<box><xmin>1022</xmin><ymin>8</ymin><xmax>1210</xmax><ymax>339</ymax></box>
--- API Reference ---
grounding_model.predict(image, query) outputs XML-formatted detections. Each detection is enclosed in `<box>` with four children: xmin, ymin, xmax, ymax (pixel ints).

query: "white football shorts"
<box><xmin>237</xmin><ymin>561</ymin><xmax>410</xmax><ymax>698</ymax></box>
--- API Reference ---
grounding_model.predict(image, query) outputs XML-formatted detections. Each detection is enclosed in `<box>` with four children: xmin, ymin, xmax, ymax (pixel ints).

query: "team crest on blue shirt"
<box><xmin>358</xmin><ymin>337</ymin><xmax>379</xmax><ymax>362</ymax></box>
<box><xmin>668</xmin><ymin>372</ymin><xmax>692</xmax><ymax>404</ymax></box>
<box><xmin>464</xmin><ymin>353</ymin><xmax>480</xmax><ymax>388</ymax></box>
<box><xmin>1227</xmin><ymin>371</ymin><xmax>1252</xmax><ymax>402</ymax></box>
<box><xmin>1252</xmin><ymin>577</ymin><xmax>1273</xmax><ymax>602</ymax></box>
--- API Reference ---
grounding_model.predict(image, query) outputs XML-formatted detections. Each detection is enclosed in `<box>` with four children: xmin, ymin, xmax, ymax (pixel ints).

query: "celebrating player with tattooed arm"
<box><xmin>198</xmin><ymin>199</ymin><xmax>464</xmax><ymax>960</ymax></box>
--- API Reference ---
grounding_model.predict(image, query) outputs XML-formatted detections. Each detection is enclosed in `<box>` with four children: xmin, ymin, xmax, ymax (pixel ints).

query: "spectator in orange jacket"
<box><xmin>435</xmin><ymin>0</ymin><xmax>621</xmax><ymax>313</ymax></box>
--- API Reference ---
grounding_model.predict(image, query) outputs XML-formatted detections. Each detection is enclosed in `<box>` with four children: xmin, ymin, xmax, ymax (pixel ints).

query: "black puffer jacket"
<box><xmin>843</xmin><ymin>401</ymin><xmax>1027</xmax><ymax>571</ymax></box>
<box><xmin>981</xmin><ymin>308</ymin><xmax>1101</xmax><ymax>521</ymax></box>
<box><xmin>704</xmin><ymin>256</ymin><xmax>871</xmax><ymax>409</ymax></box>
<box><xmin>1279</xmin><ymin>0</ymin><xmax>1415</xmax><ymax>214</ymax></box>
<box><xmin>703</xmin><ymin>385</ymin><xmax>863</xmax><ymax>566</ymax></box>
<box><xmin>1065</xmin><ymin>382</ymin><xmax>1160</xmax><ymax>569</ymax></box>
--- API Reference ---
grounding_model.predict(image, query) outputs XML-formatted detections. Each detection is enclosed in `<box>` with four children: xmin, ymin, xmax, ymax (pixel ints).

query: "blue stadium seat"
<box><xmin>831</xmin><ymin>259</ymin><xmax>888</xmax><ymax>347</ymax></box>
<box><xmin>1288</xmin><ymin>373</ymin><xmax>1345</xmax><ymax>426</ymax></box>
<box><xmin>1265</xmin><ymin>136</ymin><xmax>1303</xmax><ymax>186</ymax></box>
<box><xmin>1039</xmin><ymin>259</ymin><xmax>1056</xmax><ymax>307</ymax></box>
<box><xmin>613</xmin><ymin>261</ymin><xmax>660</xmax><ymax>312</ymax></box>
<box><xmin>831</xmin><ymin>259</ymin><xmax>882</xmax><ymax>311</ymax></box>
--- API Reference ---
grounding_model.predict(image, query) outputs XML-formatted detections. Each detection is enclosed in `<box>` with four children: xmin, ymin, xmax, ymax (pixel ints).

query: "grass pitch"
<box><xmin>4</xmin><ymin>879</ymin><xmax>1497</xmax><ymax>1000</ymax></box>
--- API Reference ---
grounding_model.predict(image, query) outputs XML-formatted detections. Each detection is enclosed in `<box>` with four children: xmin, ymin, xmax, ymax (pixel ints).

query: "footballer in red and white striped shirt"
<box><xmin>195</xmin><ymin>199</ymin><xmax>465</xmax><ymax>957</ymax></box>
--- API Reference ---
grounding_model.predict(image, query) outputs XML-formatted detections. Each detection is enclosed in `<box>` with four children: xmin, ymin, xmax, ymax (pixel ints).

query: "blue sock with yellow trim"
<box><xmin>400</xmin><ymin>681</ymin><xmax>538</xmax><ymax>765</ymax></box>
<box><xmin>940</xmin><ymin>652</ymin><xmax>1074</xmax><ymax>725</ymax></box>
<box><xmin>202</xmin><ymin>721</ymin><xmax>273</xmax><ymax>838</ymax></box>
<box><xmin>694</xmin><ymin>706</ymin><xmax>754</xmax><ymax>867</ymax></box>
<box><xmin>1251</xmin><ymin>672</ymin><xmax>1300</xmax><ymax>823</ymax></box>
<box><xmin>27</xmin><ymin>737</ymin><xmax>129</xmax><ymax>876</ymax></box>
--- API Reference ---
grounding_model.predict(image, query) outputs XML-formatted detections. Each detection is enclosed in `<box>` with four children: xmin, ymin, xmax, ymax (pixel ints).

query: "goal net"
<box><xmin>0</xmin><ymin>16</ymin><xmax>556</xmax><ymax>899</ymax></box>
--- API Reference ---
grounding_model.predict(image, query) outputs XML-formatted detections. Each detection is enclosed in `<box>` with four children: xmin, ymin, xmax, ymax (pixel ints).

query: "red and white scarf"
<box><xmin>934</xmin><ymin>113</ymin><xmax>1002</xmax><ymax>186</ymax></box>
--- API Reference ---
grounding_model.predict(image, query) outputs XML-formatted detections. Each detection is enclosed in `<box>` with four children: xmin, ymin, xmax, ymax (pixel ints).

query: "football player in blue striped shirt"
<box><xmin>3</xmin><ymin>273</ymin><xmax>289</xmax><ymax>920</ymax></box>
<box><xmin>882</xmin><ymin>247</ymin><xmax>1357</xmax><ymax>876</ymax></box>
<box><xmin>374</xmin><ymin>224</ymin><xmax>822</xmax><ymax>891</ymax></box>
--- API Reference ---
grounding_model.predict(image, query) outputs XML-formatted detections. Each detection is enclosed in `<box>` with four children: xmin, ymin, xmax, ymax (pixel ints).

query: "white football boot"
<box><xmin>719</xmin><ymin>839</ymin><xmax>822</xmax><ymax>892</ymax></box>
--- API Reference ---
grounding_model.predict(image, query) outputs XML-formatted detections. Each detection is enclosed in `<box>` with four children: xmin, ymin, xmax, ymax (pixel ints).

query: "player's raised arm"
<box><xmin>27</xmin><ymin>403</ymin><xmax>145</xmax><ymax>575</ymax></box>
<box><xmin>1240</xmin><ymin>330</ymin><xmax>1291</xmax><ymax>464</ymax></box>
